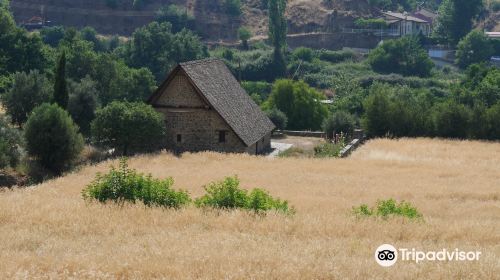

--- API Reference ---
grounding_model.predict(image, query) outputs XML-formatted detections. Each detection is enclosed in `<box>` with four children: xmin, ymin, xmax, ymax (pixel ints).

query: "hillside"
<box><xmin>9</xmin><ymin>0</ymin><xmax>373</xmax><ymax>37</ymax></box>
<box><xmin>0</xmin><ymin>138</ymin><xmax>499</xmax><ymax>278</ymax></box>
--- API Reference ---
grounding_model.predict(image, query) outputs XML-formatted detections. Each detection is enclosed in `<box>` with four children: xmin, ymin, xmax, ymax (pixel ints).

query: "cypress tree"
<box><xmin>268</xmin><ymin>0</ymin><xmax>287</xmax><ymax>78</ymax></box>
<box><xmin>53</xmin><ymin>51</ymin><xmax>68</xmax><ymax>109</ymax></box>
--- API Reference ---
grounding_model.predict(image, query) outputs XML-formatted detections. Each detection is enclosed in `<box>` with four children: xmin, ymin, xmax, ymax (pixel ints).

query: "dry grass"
<box><xmin>0</xmin><ymin>138</ymin><xmax>499</xmax><ymax>279</ymax></box>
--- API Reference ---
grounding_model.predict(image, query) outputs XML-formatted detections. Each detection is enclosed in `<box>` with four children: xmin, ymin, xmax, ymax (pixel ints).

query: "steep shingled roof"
<box><xmin>148</xmin><ymin>58</ymin><xmax>275</xmax><ymax>147</ymax></box>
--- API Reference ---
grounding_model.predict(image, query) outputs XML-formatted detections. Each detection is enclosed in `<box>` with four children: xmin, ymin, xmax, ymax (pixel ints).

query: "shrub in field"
<box><xmin>313</xmin><ymin>142</ymin><xmax>345</xmax><ymax>158</ymax></box>
<box><xmin>24</xmin><ymin>103</ymin><xmax>84</xmax><ymax>174</ymax></box>
<box><xmin>195</xmin><ymin>176</ymin><xmax>294</xmax><ymax>214</ymax></box>
<box><xmin>82</xmin><ymin>159</ymin><xmax>190</xmax><ymax>208</ymax></box>
<box><xmin>353</xmin><ymin>199</ymin><xmax>422</xmax><ymax>219</ymax></box>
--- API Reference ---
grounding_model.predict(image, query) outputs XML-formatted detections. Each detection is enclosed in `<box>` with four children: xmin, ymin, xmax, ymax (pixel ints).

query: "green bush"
<box><xmin>358</xmin><ymin>74</ymin><xmax>448</xmax><ymax>90</ymax></box>
<box><xmin>82</xmin><ymin>159</ymin><xmax>191</xmax><ymax>208</ymax></box>
<box><xmin>354</xmin><ymin>18</ymin><xmax>388</xmax><ymax>29</ymax></box>
<box><xmin>317</xmin><ymin>49</ymin><xmax>357</xmax><ymax>63</ymax></box>
<box><xmin>195</xmin><ymin>176</ymin><xmax>294</xmax><ymax>214</ymax></box>
<box><xmin>313</xmin><ymin>142</ymin><xmax>345</xmax><ymax>158</ymax></box>
<box><xmin>222</xmin><ymin>49</ymin><xmax>277</xmax><ymax>82</ymax></box>
<box><xmin>353</xmin><ymin>199</ymin><xmax>422</xmax><ymax>219</ymax></box>
<box><xmin>292</xmin><ymin>47</ymin><xmax>314</xmax><ymax>62</ymax></box>
<box><xmin>24</xmin><ymin>103</ymin><xmax>84</xmax><ymax>174</ymax></box>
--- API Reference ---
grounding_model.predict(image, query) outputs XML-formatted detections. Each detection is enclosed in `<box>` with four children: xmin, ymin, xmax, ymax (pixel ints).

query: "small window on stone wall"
<box><xmin>218</xmin><ymin>131</ymin><xmax>227</xmax><ymax>143</ymax></box>
<box><xmin>177</xmin><ymin>134</ymin><xmax>182</xmax><ymax>143</ymax></box>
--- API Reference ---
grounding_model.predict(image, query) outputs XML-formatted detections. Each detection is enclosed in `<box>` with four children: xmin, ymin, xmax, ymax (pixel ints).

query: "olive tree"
<box><xmin>91</xmin><ymin>101</ymin><xmax>166</xmax><ymax>155</ymax></box>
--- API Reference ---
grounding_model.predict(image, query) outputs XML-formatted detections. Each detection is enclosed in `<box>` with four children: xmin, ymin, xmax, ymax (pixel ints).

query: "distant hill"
<box><xmin>9</xmin><ymin>0</ymin><xmax>375</xmax><ymax>38</ymax></box>
<box><xmin>9</xmin><ymin>0</ymin><xmax>499</xmax><ymax>40</ymax></box>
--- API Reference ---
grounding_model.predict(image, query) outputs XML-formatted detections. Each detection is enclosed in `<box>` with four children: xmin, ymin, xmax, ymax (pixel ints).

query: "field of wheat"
<box><xmin>0</xmin><ymin>138</ymin><xmax>499</xmax><ymax>279</ymax></box>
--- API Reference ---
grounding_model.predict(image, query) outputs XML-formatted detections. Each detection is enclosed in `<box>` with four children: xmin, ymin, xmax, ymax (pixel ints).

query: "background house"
<box><xmin>148</xmin><ymin>59</ymin><xmax>275</xmax><ymax>155</ymax></box>
<box><xmin>383</xmin><ymin>11</ymin><xmax>432</xmax><ymax>37</ymax></box>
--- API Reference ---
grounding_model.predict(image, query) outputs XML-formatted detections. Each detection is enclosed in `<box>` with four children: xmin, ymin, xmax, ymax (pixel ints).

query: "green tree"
<box><xmin>24</xmin><ymin>103</ymin><xmax>84</xmax><ymax>174</ymax></box>
<box><xmin>268</xmin><ymin>79</ymin><xmax>328</xmax><ymax>130</ymax></box>
<box><xmin>1</xmin><ymin>70</ymin><xmax>52</xmax><ymax>125</ymax></box>
<box><xmin>91</xmin><ymin>102</ymin><xmax>166</xmax><ymax>156</ymax></box>
<box><xmin>433</xmin><ymin>0</ymin><xmax>484</xmax><ymax>44</ymax></box>
<box><xmin>0</xmin><ymin>2</ymin><xmax>49</xmax><ymax>75</ymax></box>
<box><xmin>361</xmin><ymin>84</ymin><xmax>392</xmax><ymax>137</ymax></box>
<box><xmin>93</xmin><ymin>54</ymin><xmax>156</xmax><ymax>105</ymax></box>
<box><xmin>367</xmin><ymin>36</ymin><xmax>434</xmax><ymax>77</ymax></box>
<box><xmin>80</xmin><ymin>26</ymin><xmax>106</xmax><ymax>52</ymax></box>
<box><xmin>59</xmin><ymin>34</ymin><xmax>99</xmax><ymax>81</ymax></box>
<box><xmin>292</xmin><ymin>47</ymin><xmax>314</xmax><ymax>62</ymax></box>
<box><xmin>456</xmin><ymin>30</ymin><xmax>494</xmax><ymax>69</ymax></box>
<box><xmin>463</xmin><ymin>63</ymin><xmax>492</xmax><ymax>89</ymax></box>
<box><xmin>53</xmin><ymin>51</ymin><xmax>69</xmax><ymax>109</ymax></box>
<box><xmin>68</xmin><ymin>76</ymin><xmax>98</xmax><ymax>136</ymax></box>
<box><xmin>119</xmin><ymin>22</ymin><xmax>208</xmax><ymax>82</ymax></box>
<box><xmin>265</xmin><ymin>107</ymin><xmax>287</xmax><ymax>130</ymax></box>
<box><xmin>476</xmin><ymin>69</ymin><xmax>500</xmax><ymax>107</ymax></box>
<box><xmin>432</xmin><ymin>101</ymin><xmax>471</xmax><ymax>139</ymax></box>
<box><xmin>238</xmin><ymin>27</ymin><xmax>252</xmax><ymax>50</ymax></box>
<box><xmin>331</xmin><ymin>74</ymin><xmax>366</xmax><ymax>116</ymax></box>
<box><xmin>322</xmin><ymin>111</ymin><xmax>356</xmax><ymax>139</ymax></box>
<box><xmin>268</xmin><ymin>0</ymin><xmax>287</xmax><ymax>77</ymax></box>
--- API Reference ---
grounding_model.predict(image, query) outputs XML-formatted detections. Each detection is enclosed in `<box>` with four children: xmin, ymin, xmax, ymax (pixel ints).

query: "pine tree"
<box><xmin>53</xmin><ymin>51</ymin><xmax>69</xmax><ymax>109</ymax></box>
<box><xmin>433</xmin><ymin>0</ymin><xmax>483</xmax><ymax>45</ymax></box>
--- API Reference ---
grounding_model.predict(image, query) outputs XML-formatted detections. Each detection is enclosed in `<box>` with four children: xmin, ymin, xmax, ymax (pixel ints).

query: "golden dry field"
<box><xmin>0</xmin><ymin>138</ymin><xmax>499</xmax><ymax>279</ymax></box>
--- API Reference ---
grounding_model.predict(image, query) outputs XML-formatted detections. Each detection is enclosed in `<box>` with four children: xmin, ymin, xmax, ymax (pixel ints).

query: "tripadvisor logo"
<box><xmin>375</xmin><ymin>244</ymin><xmax>398</xmax><ymax>267</ymax></box>
<box><xmin>375</xmin><ymin>244</ymin><xmax>482</xmax><ymax>267</ymax></box>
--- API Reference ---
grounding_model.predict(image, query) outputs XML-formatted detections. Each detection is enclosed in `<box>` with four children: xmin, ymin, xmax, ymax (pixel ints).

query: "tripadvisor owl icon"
<box><xmin>375</xmin><ymin>244</ymin><xmax>398</xmax><ymax>267</ymax></box>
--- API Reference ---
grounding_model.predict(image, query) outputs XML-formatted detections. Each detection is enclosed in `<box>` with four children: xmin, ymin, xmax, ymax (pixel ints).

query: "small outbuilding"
<box><xmin>148</xmin><ymin>58</ymin><xmax>275</xmax><ymax>154</ymax></box>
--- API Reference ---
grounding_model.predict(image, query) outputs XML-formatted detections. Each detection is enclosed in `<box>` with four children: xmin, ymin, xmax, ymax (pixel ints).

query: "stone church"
<box><xmin>147</xmin><ymin>58</ymin><xmax>275</xmax><ymax>154</ymax></box>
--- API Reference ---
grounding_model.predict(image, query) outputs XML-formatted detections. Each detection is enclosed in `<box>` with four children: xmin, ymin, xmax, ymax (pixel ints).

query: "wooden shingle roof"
<box><xmin>148</xmin><ymin>58</ymin><xmax>275</xmax><ymax>147</ymax></box>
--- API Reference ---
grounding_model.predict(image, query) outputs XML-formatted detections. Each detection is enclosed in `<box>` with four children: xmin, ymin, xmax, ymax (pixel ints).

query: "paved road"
<box><xmin>267</xmin><ymin>142</ymin><xmax>293</xmax><ymax>158</ymax></box>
